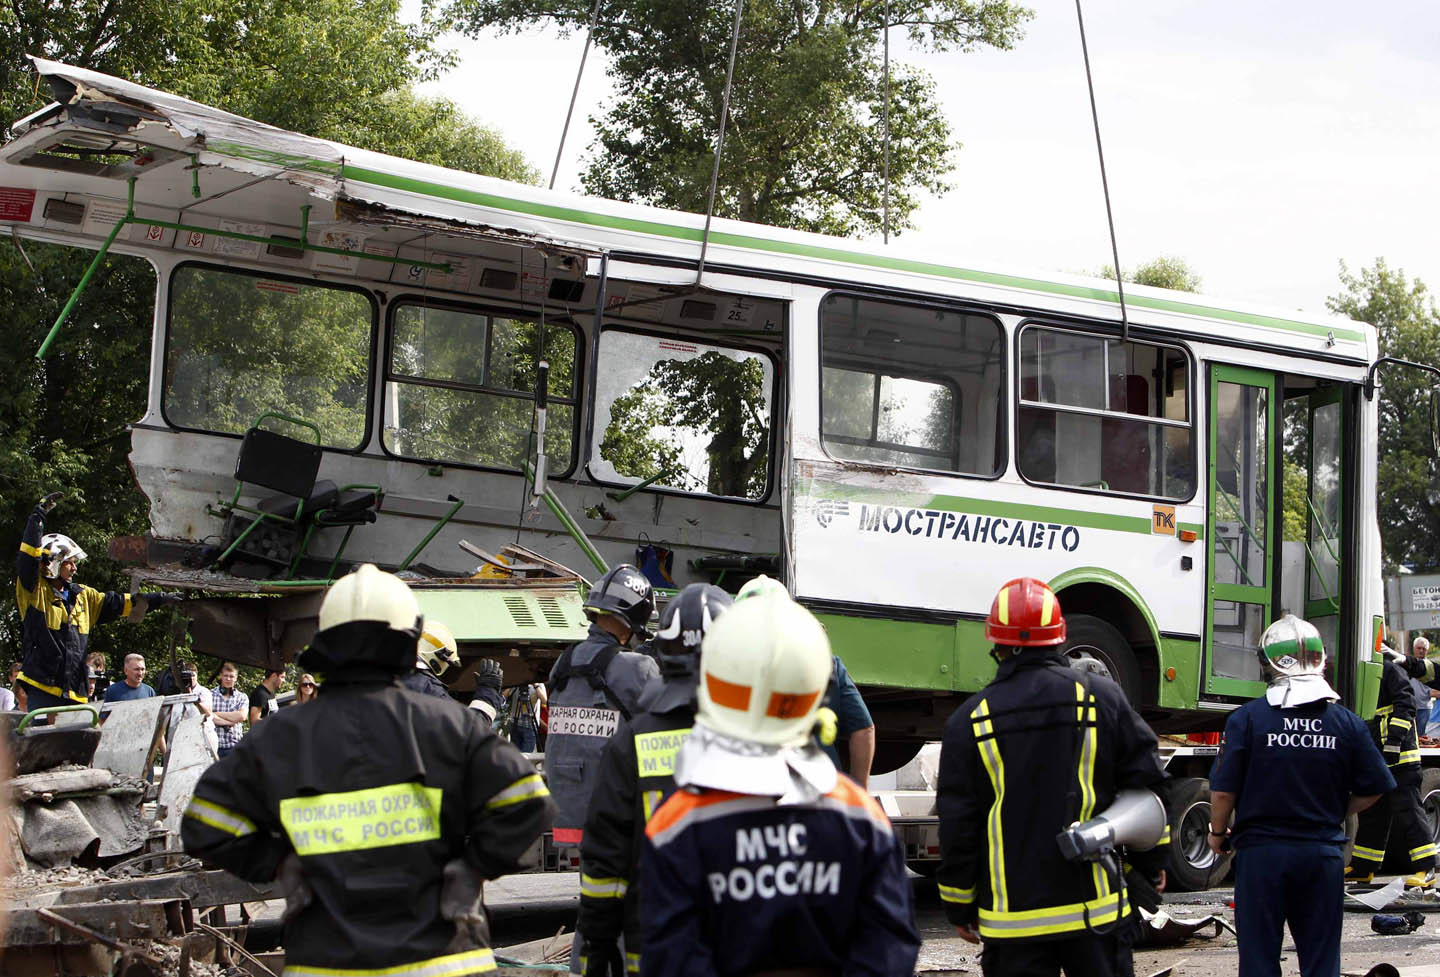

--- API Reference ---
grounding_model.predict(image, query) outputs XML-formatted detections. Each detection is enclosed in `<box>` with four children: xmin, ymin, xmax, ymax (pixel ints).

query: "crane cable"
<box><xmin>696</xmin><ymin>0</ymin><xmax>746</xmax><ymax>285</ymax></box>
<box><xmin>550</xmin><ymin>0</ymin><xmax>605</xmax><ymax>190</ymax></box>
<box><xmin>1074</xmin><ymin>0</ymin><xmax>1130</xmax><ymax>342</ymax></box>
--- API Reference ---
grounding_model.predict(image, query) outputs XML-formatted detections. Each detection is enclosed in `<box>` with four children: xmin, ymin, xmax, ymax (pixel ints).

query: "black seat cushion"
<box><xmin>257</xmin><ymin>479</ymin><xmax>340</xmax><ymax>521</ymax></box>
<box><xmin>234</xmin><ymin>428</ymin><xmax>322</xmax><ymax>500</ymax></box>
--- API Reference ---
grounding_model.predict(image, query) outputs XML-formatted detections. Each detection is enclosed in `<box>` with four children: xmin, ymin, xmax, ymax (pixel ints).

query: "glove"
<box><xmin>1381</xmin><ymin>645</ymin><xmax>1407</xmax><ymax>665</ymax></box>
<box><xmin>474</xmin><ymin>658</ymin><xmax>504</xmax><ymax>691</ymax></box>
<box><xmin>141</xmin><ymin>592</ymin><xmax>184</xmax><ymax>610</ymax></box>
<box><xmin>440</xmin><ymin>858</ymin><xmax>489</xmax><ymax>953</ymax></box>
<box><xmin>813</xmin><ymin>706</ymin><xmax>838</xmax><ymax>747</ymax></box>
<box><xmin>37</xmin><ymin>491</ymin><xmax>63</xmax><ymax>514</ymax></box>
<box><xmin>580</xmin><ymin>938</ymin><xmax>624</xmax><ymax>977</ymax></box>
<box><xmin>277</xmin><ymin>853</ymin><xmax>312</xmax><ymax>923</ymax></box>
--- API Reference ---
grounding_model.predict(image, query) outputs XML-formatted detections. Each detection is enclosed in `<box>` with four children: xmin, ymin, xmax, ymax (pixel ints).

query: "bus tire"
<box><xmin>1062</xmin><ymin>614</ymin><xmax>1141</xmax><ymax>705</ymax></box>
<box><xmin>1164</xmin><ymin>777</ymin><xmax>1232</xmax><ymax>892</ymax></box>
<box><xmin>1421</xmin><ymin>767</ymin><xmax>1440</xmax><ymax>851</ymax></box>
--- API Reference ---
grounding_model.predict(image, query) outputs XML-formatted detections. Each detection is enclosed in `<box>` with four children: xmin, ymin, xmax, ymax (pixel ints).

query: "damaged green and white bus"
<box><xmin>4</xmin><ymin>59</ymin><xmax>1436</xmax><ymax>883</ymax></box>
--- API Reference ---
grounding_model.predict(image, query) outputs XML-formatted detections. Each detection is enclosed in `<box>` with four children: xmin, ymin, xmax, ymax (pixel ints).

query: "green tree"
<box><xmin>1101</xmin><ymin>256</ymin><xmax>1202</xmax><ymax>293</ymax></box>
<box><xmin>0</xmin><ymin>0</ymin><xmax>535</xmax><ymax>665</ymax></box>
<box><xmin>441</xmin><ymin>0</ymin><xmax>1031</xmax><ymax>237</ymax></box>
<box><xmin>1328</xmin><ymin>259</ymin><xmax>1440</xmax><ymax>571</ymax></box>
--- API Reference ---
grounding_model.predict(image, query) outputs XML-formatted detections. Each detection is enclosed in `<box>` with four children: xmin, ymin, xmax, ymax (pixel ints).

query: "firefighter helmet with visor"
<box><xmin>582</xmin><ymin>564</ymin><xmax>655</xmax><ymax>635</ymax></box>
<box><xmin>40</xmin><ymin>533</ymin><xmax>86</xmax><ymax>579</ymax></box>
<box><xmin>417</xmin><ymin>620</ymin><xmax>459</xmax><ymax>676</ymax></box>
<box><xmin>301</xmin><ymin>564</ymin><xmax>423</xmax><ymax>675</ymax></box>
<box><xmin>985</xmin><ymin>577</ymin><xmax>1066</xmax><ymax>647</ymax></box>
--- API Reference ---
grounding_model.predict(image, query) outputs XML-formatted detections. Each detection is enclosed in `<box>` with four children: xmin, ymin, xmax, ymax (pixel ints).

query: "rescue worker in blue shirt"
<box><xmin>1209</xmin><ymin>615</ymin><xmax>1393</xmax><ymax>977</ymax></box>
<box><xmin>937</xmin><ymin>578</ymin><xmax>1167</xmax><ymax>977</ymax></box>
<box><xmin>182</xmin><ymin>565</ymin><xmax>553</xmax><ymax>977</ymax></box>
<box><xmin>16</xmin><ymin>492</ymin><xmax>179</xmax><ymax>711</ymax></box>
<box><xmin>577</xmin><ymin>583</ymin><xmax>732</xmax><ymax>977</ymax></box>
<box><xmin>1346</xmin><ymin>653</ymin><xmax>1434</xmax><ymax>889</ymax></box>
<box><xmin>640</xmin><ymin>587</ymin><xmax>920</xmax><ymax>977</ymax></box>
<box><xmin>736</xmin><ymin>575</ymin><xmax>876</xmax><ymax>786</ymax></box>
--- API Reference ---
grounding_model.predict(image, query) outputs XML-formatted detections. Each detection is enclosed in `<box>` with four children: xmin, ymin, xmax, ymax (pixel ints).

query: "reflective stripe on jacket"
<box><xmin>16</xmin><ymin>508</ymin><xmax>129</xmax><ymax>702</ymax></box>
<box><xmin>578</xmin><ymin>693</ymin><xmax>693</xmax><ymax>965</ymax></box>
<box><xmin>181</xmin><ymin>679</ymin><xmax>553</xmax><ymax>973</ymax></box>
<box><xmin>937</xmin><ymin>651</ymin><xmax>1165</xmax><ymax>941</ymax></box>
<box><xmin>1372</xmin><ymin>660</ymin><xmax>1421</xmax><ymax>768</ymax></box>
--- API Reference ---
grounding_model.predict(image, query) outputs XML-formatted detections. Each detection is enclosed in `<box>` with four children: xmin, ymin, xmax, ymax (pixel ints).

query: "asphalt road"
<box><xmin>484</xmin><ymin>872</ymin><xmax>1440</xmax><ymax>976</ymax></box>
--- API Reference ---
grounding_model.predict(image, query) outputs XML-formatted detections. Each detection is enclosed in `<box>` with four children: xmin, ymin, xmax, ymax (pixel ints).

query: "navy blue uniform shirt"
<box><xmin>1210</xmin><ymin>698</ymin><xmax>1394</xmax><ymax>848</ymax></box>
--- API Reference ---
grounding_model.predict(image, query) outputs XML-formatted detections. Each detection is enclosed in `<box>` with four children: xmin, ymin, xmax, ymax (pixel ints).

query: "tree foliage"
<box><xmin>0</xmin><ymin>0</ymin><xmax>534</xmax><ymax>667</ymax></box>
<box><xmin>440</xmin><ymin>0</ymin><xmax>1031</xmax><ymax>236</ymax></box>
<box><xmin>1328</xmin><ymin>260</ymin><xmax>1440</xmax><ymax>571</ymax></box>
<box><xmin>1101</xmin><ymin>256</ymin><xmax>1202</xmax><ymax>293</ymax></box>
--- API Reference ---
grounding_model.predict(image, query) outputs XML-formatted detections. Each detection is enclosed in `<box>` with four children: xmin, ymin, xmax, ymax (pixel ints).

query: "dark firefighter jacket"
<box><xmin>181</xmin><ymin>679</ymin><xmax>554</xmax><ymax>976</ymax></box>
<box><xmin>578</xmin><ymin>690</ymin><xmax>694</xmax><ymax>969</ymax></box>
<box><xmin>402</xmin><ymin>666</ymin><xmax>452</xmax><ymax>700</ymax></box>
<box><xmin>937</xmin><ymin>651</ymin><xmax>1167</xmax><ymax>942</ymax></box>
<box><xmin>16</xmin><ymin>507</ymin><xmax>130</xmax><ymax>703</ymax></box>
<box><xmin>1371</xmin><ymin>659</ymin><xmax>1421</xmax><ymax>770</ymax></box>
<box><xmin>547</xmin><ymin>623</ymin><xmax>658</xmax><ymax>843</ymax></box>
<box><xmin>641</xmin><ymin>777</ymin><xmax>921</xmax><ymax>977</ymax></box>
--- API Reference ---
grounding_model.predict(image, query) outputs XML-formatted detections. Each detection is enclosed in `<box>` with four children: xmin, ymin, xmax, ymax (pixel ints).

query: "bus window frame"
<box><xmin>583</xmin><ymin>323</ymin><xmax>781</xmax><ymax>507</ymax></box>
<box><xmin>1012</xmin><ymin>319</ymin><xmax>1199</xmax><ymax>505</ymax></box>
<box><xmin>380</xmin><ymin>294</ymin><xmax>585</xmax><ymax>480</ymax></box>
<box><xmin>160</xmin><ymin>260</ymin><xmax>380</xmax><ymax>453</ymax></box>
<box><xmin>816</xmin><ymin>290</ymin><xmax>1008</xmax><ymax>482</ymax></box>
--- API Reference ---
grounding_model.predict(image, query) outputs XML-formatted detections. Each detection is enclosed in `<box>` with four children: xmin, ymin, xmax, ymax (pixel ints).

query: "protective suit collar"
<box><xmin>1265</xmin><ymin>673</ymin><xmax>1340</xmax><ymax>708</ymax></box>
<box><xmin>299</xmin><ymin>620</ymin><xmax>419</xmax><ymax>676</ymax></box>
<box><xmin>637</xmin><ymin>672</ymin><xmax>696</xmax><ymax>715</ymax></box>
<box><xmin>673</xmin><ymin>720</ymin><xmax>837</xmax><ymax>805</ymax></box>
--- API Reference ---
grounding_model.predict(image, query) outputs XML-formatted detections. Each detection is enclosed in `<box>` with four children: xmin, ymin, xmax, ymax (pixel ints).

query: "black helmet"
<box><xmin>583</xmin><ymin>564</ymin><xmax>655</xmax><ymax>634</ymax></box>
<box><xmin>639</xmin><ymin>583</ymin><xmax>732</xmax><ymax>715</ymax></box>
<box><xmin>654</xmin><ymin>584</ymin><xmax>732</xmax><ymax>676</ymax></box>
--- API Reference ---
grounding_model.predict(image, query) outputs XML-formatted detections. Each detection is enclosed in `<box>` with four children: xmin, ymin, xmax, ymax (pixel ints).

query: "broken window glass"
<box><xmin>591</xmin><ymin>330</ymin><xmax>774</xmax><ymax>500</ymax></box>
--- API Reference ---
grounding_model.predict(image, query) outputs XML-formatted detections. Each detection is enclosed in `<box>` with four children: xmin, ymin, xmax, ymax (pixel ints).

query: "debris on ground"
<box><xmin>1370</xmin><ymin>911</ymin><xmax>1426</xmax><ymax>935</ymax></box>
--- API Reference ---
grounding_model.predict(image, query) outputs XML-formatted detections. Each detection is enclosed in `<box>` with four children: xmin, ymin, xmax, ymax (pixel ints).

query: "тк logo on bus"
<box><xmin>814</xmin><ymin>501</ymin><xmax>1080</xmax><ymax>553</ymax></box>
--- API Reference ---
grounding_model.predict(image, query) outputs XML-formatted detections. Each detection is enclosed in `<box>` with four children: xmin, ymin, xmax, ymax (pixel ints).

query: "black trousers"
<box><xmin>980</xmin><ymin>927</ymin><xmax>1134</xmax><ymax>977</ymax></box>
<box><xmin>1351</xmin><ymin>766</ymin><xmax>1435</xmax><ymax>871</ymax></box>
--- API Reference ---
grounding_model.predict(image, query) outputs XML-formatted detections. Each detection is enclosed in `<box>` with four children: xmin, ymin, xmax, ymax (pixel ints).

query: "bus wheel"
<box><xmin>871</xmin><ymin>740</ymin><xmax>924</xmax><ymax>776</ymax></box>
<box><xmin>1061</xmin><ymin>614</ymin><xmax>1140</xmax><ymax>704</ymax></box>
<box><xmin>1421</xmin><ymin>767</ymin><xmax>1440</xmax><ymax>849</ymax></box>
<box><xmin>1164</xmin><ymin>777</ymin><xmax>1232</xmax><ymax>891</ymax></box>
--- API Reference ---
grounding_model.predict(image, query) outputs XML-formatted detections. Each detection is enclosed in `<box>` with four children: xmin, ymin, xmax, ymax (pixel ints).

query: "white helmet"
<box><xmin>1259</xmin><ymin>614</ymin><xmax>1326</xmax><ymax>679</ymax></box>
<box><xmin>39</xmin><ymin>533</ymin><xmax>86</xmax><ymax>579</ymax></box>
<box><xmin>697</xmin><ymin>589</ymin><xmax>831</xmax><ymax>748</ymax></box>
<box><xmin>318</xmin><ymin>564</ymin><xmax>419</xmax><ymax>633</ymax></box>
<box><xmin>417</xmin><ymin>620</ymin><xmax>459</xmax><ymax>676</ymax></box>
<box><xmin>735</xmin><ymin>573</ymin><xmax>789</xmax><ymax>602</ymax></box>
<box><xmin>303</xmin><ymin>564</ymin><xmax>423</xmax><ymax>675</ymax></box>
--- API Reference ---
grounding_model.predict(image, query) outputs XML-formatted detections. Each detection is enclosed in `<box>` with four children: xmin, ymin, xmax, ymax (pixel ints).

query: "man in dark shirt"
<box><xmin>249</xmin><ymin>669</ymin><xmax>283</xmax><ymax>724</ymax></box>
<box><xmin>1209</xmin><ymin>615</ymin><xmax>1393</xmax><ymax>977</ymax></box>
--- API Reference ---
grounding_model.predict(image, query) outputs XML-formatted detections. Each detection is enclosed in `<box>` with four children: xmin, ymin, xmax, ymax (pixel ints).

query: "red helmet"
<box><xmin>985</xmin><ymin>578</ymin><xmax>1066</xmax><ymax>647</ymax></box>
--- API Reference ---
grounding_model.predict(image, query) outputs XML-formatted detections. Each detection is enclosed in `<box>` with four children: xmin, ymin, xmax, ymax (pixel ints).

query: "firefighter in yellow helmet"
<box><xmin>937</xmin><ymin>578</ymin><xmax>1166</xmax><ymax>977</ymax></box>
<box><xmin>182</xmin><ymin>565</ymin><xmax>552</xmax><ymax>976</ymax></box>
<box><xmin>639</xmin><ymin>587</ymin><xmax>920</xmax><ymax>976</ymax></box>
<box><xmin>405</xmin><ymin>619</ymin><xmax>458</xmax><ymax>700</ymax></box>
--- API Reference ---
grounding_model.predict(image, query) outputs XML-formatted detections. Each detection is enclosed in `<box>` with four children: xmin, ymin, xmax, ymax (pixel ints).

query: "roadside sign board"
<box><xmin>1385</xmin><ymin>573</ymin><xmax>1440</xmax><ymax>631</ymax></box>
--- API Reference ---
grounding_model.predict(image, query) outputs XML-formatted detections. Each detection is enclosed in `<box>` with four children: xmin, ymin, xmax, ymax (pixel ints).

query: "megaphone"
<box><xmin>1056</xmin><ymin>788</ymin><xmax>1166</xmax><ymax>862</ymax></box>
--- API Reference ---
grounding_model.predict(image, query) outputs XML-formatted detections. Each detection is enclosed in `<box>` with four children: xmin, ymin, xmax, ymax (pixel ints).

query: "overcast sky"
<box><xmin>412</xmin><ymin>1</ymin><xmax>1440</xmax><ymax>315</ymax></box>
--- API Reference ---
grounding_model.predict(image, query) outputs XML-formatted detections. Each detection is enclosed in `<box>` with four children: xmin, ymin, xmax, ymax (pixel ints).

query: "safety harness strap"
<box><xmin>551</xmin><ymin>644</ymin><xmax>631</xmax><ymax>721</ymax></box>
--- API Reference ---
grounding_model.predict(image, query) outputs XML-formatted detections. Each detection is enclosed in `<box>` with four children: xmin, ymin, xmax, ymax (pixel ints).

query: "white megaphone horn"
<box><xmin>1056</xmin><ymin>788</ymin><xmax>1166</xmax><ymax>862</ymax></box>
